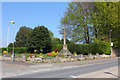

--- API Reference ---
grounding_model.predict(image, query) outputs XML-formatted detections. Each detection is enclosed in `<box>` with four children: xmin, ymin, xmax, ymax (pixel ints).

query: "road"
<box><xmin>3</xmin><ymin>57</ymin><xmax>118</xmax><ymax>78</ymax></box>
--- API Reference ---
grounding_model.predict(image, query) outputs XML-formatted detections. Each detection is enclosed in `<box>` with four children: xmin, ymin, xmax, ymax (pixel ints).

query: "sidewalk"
<box><xmin>77</xmin><ymin>66</ymin><xmax>119</xmax><ymax>78</ymax></box>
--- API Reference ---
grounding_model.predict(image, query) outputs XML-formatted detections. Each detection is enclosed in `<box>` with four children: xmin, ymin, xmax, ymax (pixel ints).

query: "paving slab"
<box><xmin>77</xmin><ymin>66</ymin><xmax>119</xmax><ymax>78</ymax></box>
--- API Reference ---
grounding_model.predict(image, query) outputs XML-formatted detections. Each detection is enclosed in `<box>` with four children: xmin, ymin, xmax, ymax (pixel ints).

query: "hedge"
<box><xmin>52</xmin><ymin>42</ymin><xmax>110</xmax><ymax>55</ymax></box>
<box><xmin>1</xmin><ymin>47</ymin><xmax>27</xmax><ymax>54</ymax></box>
<box><xmin>1</xmin><ymin>42</ymin><xmax>110</xmax><ymax>55</ymax></box>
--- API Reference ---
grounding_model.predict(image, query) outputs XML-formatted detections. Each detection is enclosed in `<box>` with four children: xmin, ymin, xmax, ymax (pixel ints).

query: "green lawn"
<box><xmin>15</xmin><ymin>53</ymin><xmax>22</xmax><ymax>57</ymax></box>
<box><xmin>14</xmin><ymin>53</ymin><xmax>53</xmax><ymax>58</ymax></box>
<box><xmin>36</xmin><ymin>53</ymin><xmax>53</xmax><ymax>58</ymax></box>
<box><xmin>1</xmin><ymin>53</ymin><xmax>54</xmax><ymax>58</ymax></box>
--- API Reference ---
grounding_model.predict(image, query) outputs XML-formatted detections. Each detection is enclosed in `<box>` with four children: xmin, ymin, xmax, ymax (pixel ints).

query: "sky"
<box><xmin>1</xmin><ymin>2</ymin><xmax>69</xmax><ymax>48</ymax></box>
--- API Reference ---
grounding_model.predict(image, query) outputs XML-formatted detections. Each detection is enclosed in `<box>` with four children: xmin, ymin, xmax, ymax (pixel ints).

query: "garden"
<box><xmin>1</xmin><ymin>41</ymin><xmax>110</xmax><ymax>60</ymax></box>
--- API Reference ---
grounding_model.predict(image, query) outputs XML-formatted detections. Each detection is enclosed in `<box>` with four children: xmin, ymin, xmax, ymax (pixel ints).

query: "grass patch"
<box><xmin>7</xmin><ymin>53</ymin><xmax>54</xmax><ymax>58</ymax></box>
<box><xmin>15</xmin><ymin>53</ymin><xmax>22</xmax><ymax>57</ymax></box>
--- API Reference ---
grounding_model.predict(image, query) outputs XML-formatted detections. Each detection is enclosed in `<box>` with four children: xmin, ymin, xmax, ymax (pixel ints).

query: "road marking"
<box><xmin>33</xmin><ymin>71</ymin><xmax>39</xmax><ymax>72</ymax></box>
<box><xmin>69</xmin><ymin>75</ymin><xmax>76</xmax><ymax>78</ymax></box>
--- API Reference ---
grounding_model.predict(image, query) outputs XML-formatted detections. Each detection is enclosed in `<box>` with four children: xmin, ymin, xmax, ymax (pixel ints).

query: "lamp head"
<box><xmin>10</xmin><ymin>21</ymin><xmax>15</xmax><ymax>24</ymax></box>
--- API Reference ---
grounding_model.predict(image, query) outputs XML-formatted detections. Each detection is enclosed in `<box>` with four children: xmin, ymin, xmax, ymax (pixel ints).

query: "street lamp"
<box><xmin>109</xmin><ymin>30</ymin><xmax>112</xmax><ymax>57</ymax></box>
<box><xmin>10</xmin><ymin>21</ymin><xmax>15</xmax><ymax>62</ymax></box>
<box><xmin>7</xmin><ymin>25</ymin><xmax>9</xmax><ymax>54</ymax></box>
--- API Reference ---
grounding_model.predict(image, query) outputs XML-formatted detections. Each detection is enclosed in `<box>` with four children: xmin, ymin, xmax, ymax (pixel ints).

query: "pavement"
<box><xmin>1</xmin><ymin>57</ymin><xmax>118</xmax><ymax>78</ymax></box>
<box><xmin>77</xmin><ymin>66</ymin><xmax>119</xmax><ymax>78</ymax></box>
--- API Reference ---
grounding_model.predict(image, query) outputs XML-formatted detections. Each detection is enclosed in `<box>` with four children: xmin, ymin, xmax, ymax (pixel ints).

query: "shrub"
<box><xmin>53</xmin><ymin>48</ymin><xmax>59</xmax><ymax>52</ymax></box>
<box><xmin>3</xmin><ymin>51</ymin><xmax>7</xmax><ymax>54</ymax></box>
<box><xmin>52</xmin><ymin>52</ymin><xmax>55</xmax><ymax>57</ymax></box>
<box><xmin>73</xmin><ymin>52</ymin><xmax>77</xmax><ymax>56</ymax></box>
<box><xmin>56</xmin><ymin>44</ymin><xmax>62</xmax><ymax>51</ymax></box>
<box><xmin>62</xmin><ymin>53</ymin><xmax>64</xmax><ymax>57</ymax></box>
<box><xmin>67</xmin><ymin>42</ymin><xmax>110</xmax><ymax>55</ymax></box>
<box><xmin>40</xmin><ymin>53</ymin><xmax>43</xmax><ymax>55</ymax></box>
<box><xmin>85</xmin><ymin>56</ymin><xmax>88</xmax><ymax>60</ymax></box>
<box><xmin>1</xmin><ymin>47</ymin><xmax>27</xmax><ymax>54</ymax></box>
<box><xmin>55</xmin><ymin>51</ymin><xmax>59</xmax><ymax>55</ymax></box>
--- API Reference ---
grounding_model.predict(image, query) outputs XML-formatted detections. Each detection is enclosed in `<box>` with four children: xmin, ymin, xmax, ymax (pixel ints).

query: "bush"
<box><xmin>1</xmin><ymin>47</ymin><xmax>27</xmax><ymax>54</ymax></box>
<box><xmin>40</xmin><ymin>53</ymin><xmax>43</xmax><ymax>55</ymax></box>
<box><xmin>3</xmin><ymin>51</ymin><xmax>7</xmax><ymax>53</ymax></box>
<box><xmin>53</xmin><ymin>48</ymin><xmax>59</xmax><ymax>52</ymax></box>
<box><xmin>55</xmin><ymin>51</ymin><xmax>59</xmax><ymax>55</ymax></box>
<box><xmin>52</xmin><ymin>52</ymin><xmax>55</xmax><ymax>57</ymax></box>
<box><xmin>62</xmin><ymin>53</ymin><xmax>64</xmax><ymax>57</ymax></box>
<box><xmin>73</xmin><ymin>52</ymin><xmax>77</xmax><ymax>56</ymax></box>
<box><xmin>68</xmin><ymin>42</ymin><xmax>110</xmax><ymax>55</ymax></box>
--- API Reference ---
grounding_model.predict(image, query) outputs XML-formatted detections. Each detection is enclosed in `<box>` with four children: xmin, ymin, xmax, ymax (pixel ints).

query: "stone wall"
<box><xmin>1</xmin><ymin>53</ymin><xmax>111</xmax><ymax>62</ymax></box>
<box><xmin>30</xmin><ymin>53</ymin><xmax>111</xmax><ymax>63</ymax></box>
<box><xmin>1</xmin><ymin>56</ymin><xmax>12</xmax><ymax>61</ymax></box>
<box><xmin>1</xmin><ymin>54</ymin><xmax>26</xmax><ymax>62</ymax></box>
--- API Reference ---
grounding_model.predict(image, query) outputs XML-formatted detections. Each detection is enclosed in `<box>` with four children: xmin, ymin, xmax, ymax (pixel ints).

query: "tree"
<box><xmin>8</xmin><ymin>42</ymin><xmax>17</xmax><ymax>47</ymax></box>
<box><xmin>60</xmin><ymin>2</ymin><xmax>119</xmax><ymax>48</ymax></box>
<box><xmin>59</xmin><ymin>2</ymin><xmax>94</xmax><ymax>44</ymax></box>
<box><xmin>51</xmin><ymin>37</ymin><xmax>60</xmax><ymax>50</ymax></box>
<box><xmin>8</xmin><ymin>43</ymin><xmax>13</xmax><ymax>47</ymax></box>
<box><xmin>51</xmin><ymin>37</ymin><xmax>60</xmax><ymax>44</ymax></box>
<box><xmin>60</xmin><ymin>39</ymin><xmax>74</xmax><ymax>44</ymax></box>
<box><xmin>15</xmin><ymin>26</ymin><xmax>32</xmax><ymax>47</ymax></box>
<box><xmin>91</xmin><ymin>2</ymin><xmax>119</xmax><ymax>47</ymax></box>
<box><xmin>49</xmin><ymin>30</ymin><xmax>54</xmax><ymax>39</ymax></box>
<box><xmin>27</xmin><ymin>25</ymin><xmax>52</xmax><ymax>53</ymax></box>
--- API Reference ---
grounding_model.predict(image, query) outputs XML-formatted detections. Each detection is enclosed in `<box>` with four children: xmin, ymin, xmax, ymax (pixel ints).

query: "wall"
<box><xmin>1</xmin><ymin>54</ymin><xmax>26</xmax><ymax>62</ymax></box>
<box><xmin>111</xmin><ymin>47</ymin><xmax>120</xmax><ymax>57</ymax></box>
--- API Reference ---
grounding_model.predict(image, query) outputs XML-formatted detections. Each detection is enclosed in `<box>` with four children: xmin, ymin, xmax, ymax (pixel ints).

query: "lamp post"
<box><xmin>7</xmin><ymin>25</ymin><xmax>9</xmax><ymax>54</ymax></box>
<box><xmin>109</xmin><ymin>30</ymin><xmax>112</xmax><ymax>57</ymax></box>
<box><xmin>10</xmin><ymin>21</ymin><xmax>15</xmax><ymax>62</ymax></box>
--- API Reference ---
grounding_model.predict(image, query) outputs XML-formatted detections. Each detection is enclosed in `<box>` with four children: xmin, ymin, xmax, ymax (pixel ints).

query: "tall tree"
<box><xmin>27</xmin><ymin>25</ymin><xmax>52</xmax><ymax>53</ymax></box>
<box><xmin>60</xmin><ymin>39</ymin><xmax>74</xmax><ymax>44</ymax></box>
<box><xmin>49</xmin><ymin>30</ymin><xmax>54</xmax><ymax>39</ymax></box>
<box><xmin>91</xmin><ymin>2</ymin><xmax>119</xmax><ymax>47</ymax></box>
<box><xmin>15</xmin><ymin>26</ymin><xmax>32</xmax><ymax>47</ymax></box>
<box><xmin>60</xmin><ymin>2</ymin><xmax>93</xmax><ymax>44</ymax></box>
<box><xmin>51</xmin><ymin>37</ymin><xmax>60</xmax><ymax>45</ymax></box>
<box><xmin>60</xmin><ymin>2</ymin><xmax>119</xmax><ymax>47</ymax></box>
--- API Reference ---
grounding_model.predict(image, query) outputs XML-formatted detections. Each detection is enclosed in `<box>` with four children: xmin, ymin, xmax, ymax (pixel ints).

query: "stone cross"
<box><xmin>64</xmin><ymin>27</ymin><xmax>66</xmax><ymax>45</ymax></box>
<box><xmin>63</xmin><ymin>27</ymin><xmax>67</xmax><ymax>50</ymax></box>
<box><xmin>57</xmin><ymin>27</ymin><xmax>72</xmax><ymax>57</ymax></box>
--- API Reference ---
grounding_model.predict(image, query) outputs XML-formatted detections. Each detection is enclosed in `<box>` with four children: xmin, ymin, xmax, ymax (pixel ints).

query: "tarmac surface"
<box><xmin>1</xmin><ymin>57</ymin><xmax>119</xmax><ymax>78</ymax></box>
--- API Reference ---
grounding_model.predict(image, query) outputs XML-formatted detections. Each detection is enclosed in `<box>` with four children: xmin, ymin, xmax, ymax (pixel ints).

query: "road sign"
<box><xmin>111</xmin><ymin>42</ymin><xmax>113</xmax><ymax>46</ymax></box>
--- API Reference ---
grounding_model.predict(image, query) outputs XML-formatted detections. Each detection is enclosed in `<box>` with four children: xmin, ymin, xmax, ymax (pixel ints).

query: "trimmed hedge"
<box><xmin>1</xmin><ymin>42</ymin><xmax>110</xmax><ymax>55</ymax></box>
<box><xmin>1</xmin><ymin>47</ymin><xmax>27</xmax><ymax>54</ymax></box>
<box><xmin>52</xmin><ymin>42</ymin><xmax>110</xmax><ymax>55</ymax></box>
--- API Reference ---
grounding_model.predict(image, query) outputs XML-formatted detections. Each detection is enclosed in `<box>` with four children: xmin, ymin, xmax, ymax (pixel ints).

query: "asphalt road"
<box><xmin>9</xmin><ymin>58</ymin><xmax>118</xmax><ymax>78</ymax></box>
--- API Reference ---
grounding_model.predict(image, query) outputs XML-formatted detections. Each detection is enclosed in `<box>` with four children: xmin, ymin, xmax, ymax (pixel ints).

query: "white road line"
<box><xmin>69</xmin><ymin>75</ymin><xmax>76</xmax><ymax>78</ymax></box>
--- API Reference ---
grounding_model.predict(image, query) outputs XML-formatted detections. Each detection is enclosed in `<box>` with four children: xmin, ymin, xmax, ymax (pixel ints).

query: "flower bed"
<box><xmin>47</xmin><ymin>53</ymin><xmax>52</xmax><ymax>56</ymax></box>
